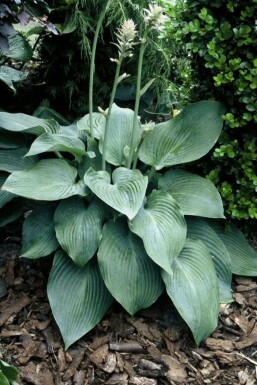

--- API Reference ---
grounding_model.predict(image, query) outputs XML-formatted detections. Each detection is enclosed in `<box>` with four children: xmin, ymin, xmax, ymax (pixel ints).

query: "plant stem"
<box><xmin>89</xmin><ymin>0</ymin><xmax>111</xmax><ymax>139</ymax></box>
<box><xmin>147</xmin><ymin>166</ymin><xmax>156</xmax><ymax>182</ymax></box>
<box><xmin>127</xmin><ymin>30</ymin><xmax>148</xmax><ymax>169</ymax></box>
<box><xmin>101</xmin><ymin>60</ymin><xmax>123</xmax><ymax>170</ymax></box>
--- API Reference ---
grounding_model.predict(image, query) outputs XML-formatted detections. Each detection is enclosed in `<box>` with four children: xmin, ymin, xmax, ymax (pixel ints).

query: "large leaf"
<box><xmin>0</xmin><ymin>148</ymin><xmax>37</xmax><ymax>172</ymax></box>
<box><xmin>99</xmin><ymin>104</ymin><xmax>143</xmax><ymax>166</ymax></box>
<box><xmin>0</xmin><ymin>112</ymin><xmax>60</xmax><ymax>135</ymax></box>
<box><xmin>77</xmin><ymin>112</ymin><xmax>106</xmax><ymax>140</ymax></box>
<box><xmin>98</xmin><ymin>217</ymin><xmax>163</xmax><ymax>315</ymax></box>
<box><xmin>54</xmin><ymin>197</ymin><xmax>106</xmax><ymax>267</ymax></box>
<box><xmin>21</xmin><ymin>204</ymin><xmax>59</xmax><ymax>259</ymax></box>
<box><xmin>159</xmin><ymin>169</ymin><xmax>225</xmax><ymax>218</ymax></box>
<box><xmin>162</xmin><ymin>238</ymin><xmax>220</xmax><ymax>344</ymax></box>
<box><xmin>84</xmin><ymin>167</ymin><xmax>148</xmax><ymax>220</ymax></box>
<box><xmin>129</xmin><ymin>190</ymin><xmax>187</xmax><ymax>275</ymax></box>
<box><xmin>186</xmin><ymin>217</ymin><xmax>233</xmax><ymax>303</ymax></box>
<box><xmin>207</xmin><ymin>221</ymin><xmax>257</xmax><ymax>276</ymax></box>
<box><xmin>139</xmin><ymin>101</ymin><xmax>225</xmax><ymax>170</ymax></box>
<box><xmin>0</xmin><ymin>175</ymin><xmax>16</xmax><ymax>209</ymax></box>
<box><xmin>47</xmin><ymin>251</ymin><xmax>113</xmax><ymax>349</ymax></box>
<box><xmin>2</xmin><ymin>159</ymin><xmax>88</xmax><ymax>200</ymax></box>
<box><xmin>26</xmin><ymin>133</ymin><xmax>87</xmax><ymax>159</ymax></box>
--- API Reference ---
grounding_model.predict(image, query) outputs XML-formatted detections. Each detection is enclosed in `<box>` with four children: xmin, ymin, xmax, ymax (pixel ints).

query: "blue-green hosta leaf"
<box><xmin>139</xmin><ymin>101</ymin><xmax>225</xmax><ymax>170</ymax></box>
<box><xmin>207</xmin><ymin>221</ymin><xmax>257</xmax><ymax>276</ymax></box>
<box><xmin>0</xmin><ymin>112</ymin><xmax>60</xmax><ymax>135</ymax></box>
<box><xmin>84</xmin><ymin>167</ymin><xmax>148</xmax><ymax>220</ymax></box>
<box><xmin>98</xmin><ymin>217</ymin><xmax>163</xmax><ymax>315</ymax></box>
<box><xmin>162</xmin><ymin>238</ymin><xmax>220</xmax><ymax>344</ymax></box>
<box><xmin>159</xmin><ymin>169</ymin><xmax>225</xmax><ymax>218</ymax></box>
<box><xmin>77</xmin><ymin>112</ymin><xmax>106</xmax><ymax>140</ymax></box>
<box><xmin>0</xmin><ymin>199</ymin><xmax>23</xmax><ymax>228</ymax></box>
<box><xmin>54</xmin><ymin>197</ymin><xmax>106</xmax><ymax>267</ymax></box>
<box><xmin>0</xmin><ymin>148</ymin><xmax>37</xmax><ymax>172</ymax></box>
<box><xmin>21</xmin><ymin>204</ymin><xmax>59</xmax><ymax>259</ymax></box>
<box><xmin>129</xmin><ymin>190</ymin><xmax>187</xmax><ymax>275</ymax></box>
<box><xmin>47</xmin><ymin>251</ymin><xmax>113</xmax><ymax>349</ymax></box>
<box><xmin>0</xmin><ymin>130</ymin><xmax>26</xmax><ymax>149</ymax></box>
<box><xmin>25</xmin><ymin>133</ymin><xmax>86</xmax><ymax>159</ymax></box>
<box><xmin>2</xmin><ymin>159</ymin><xmax>88</xmax><ymax>200</ymax></box>
<box><xmin>186</xmin><ymin>217</ymin><xmax>232</xmax><ymax>303</ymax></box>
<box><xmin>99</xmin><ymin>104</ymin><xmax>143</xmax><ymax>166</ymax></box>
<box><xmin>0</xmin><ymin>175</ymin><xmax>16</xmax><ymax>209</ymax></box>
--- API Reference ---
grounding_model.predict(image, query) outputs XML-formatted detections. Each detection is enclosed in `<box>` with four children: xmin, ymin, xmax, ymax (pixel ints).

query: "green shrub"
<box><xmin>161</xmin><ymin>0</ymin><xmax>257</xmax><ymax>225</ymax></box>
<box><xmin>1</xmin><ymin>2</ymin><xmax>257</xmax><ymax>350</ymax></box>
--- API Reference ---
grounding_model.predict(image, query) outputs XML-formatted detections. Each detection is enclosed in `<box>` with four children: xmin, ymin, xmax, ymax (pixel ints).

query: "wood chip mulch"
<box><xmin>1</xmin><ymin>228</ymin><xmax>257</xmax><ymax>385</ymax></box>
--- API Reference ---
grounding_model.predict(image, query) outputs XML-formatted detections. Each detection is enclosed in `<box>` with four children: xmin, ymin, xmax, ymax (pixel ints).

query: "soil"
<box><xmin>1</xmin><ymin>223</ymin><xmax>257</xmax><ymax>385</ymax></box>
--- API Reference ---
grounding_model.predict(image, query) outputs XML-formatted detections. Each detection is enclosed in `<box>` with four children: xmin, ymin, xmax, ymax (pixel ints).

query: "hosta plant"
<box><xmin>1</xmin><ymin>3</ymin><xmax>257</xmax><ymax>349</ymax></box>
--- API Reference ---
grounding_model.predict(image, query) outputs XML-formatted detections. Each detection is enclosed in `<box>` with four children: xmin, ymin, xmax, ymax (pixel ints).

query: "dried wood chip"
<box><xmin>163</xmin><ymin>325</ymin><xmax>183</xmax><ymax>342</ymax></box>
<box><xmin>128</xmin><ymin>319</ymin><xmax>154</xmax><ymax>341</ymax></box>
<box><xmin>0</xmin><ymin>293</ymin><xmax>30</xmax><ymax>326</ymax></box>
<box><xmin>137</xmin><ymin>358</ymin><xmax>165</xmax><ymax>378</ymax></box>
<box><xmin>88</xmin><ymin>334</ymin><xmax>110</xmax><ymax>350</ymax></box>
<box><xmin>109</xmin><ymin>342</ymin><xmax>147</xmax><ymax>353</ymax></box>
<box><xmin>236</xmin><ymin>283</ymin><xmax>257</xmax><ymax>292</ymax></box>
<box><xmin>204</xmin><ymin>338</ymin><xmax>235</xmax><ymax>352</ymax></box>
<box><xmin>235</xmin><ymin>334</ymin><xmax>257</xmax><ymax>350</ymax></box>
<box><xmin>88</xmin><ymin>343</ymin><xmax>109</xmax><ymax>368</ymax></box>
<box><xmin>160</xmin><ymin>354</ymin><xmax>187</xmax><ymax>383</ymax></box>
<box><xmin>73</xmin><ymin>370</ymin><xmax>86</xmax><ymax>385</ymax></box>
<box><xmin>18</xmin><ymin>340</ymin><xmax>42</xmax><ymax>364</ymax></box>
<box><xmin>130</xmin><ymin>377</ymin><xmax>157</xmax><ymax>385</ymax></box>
<box><xmin>106</xmin><ymin>373</ymin><xmax>128</xmax><ymax>385</ymax></box>
<box><xmin>103</xmin><ymin>352</ymin><xmax>117</xmax><ymax>373</ymax></box>
<box><xmin>20</xmin><ymin>361</ymin><xmax>54</xmax><ymax>385</ymax></box>
<box><xmin>63</xmin><ymin>350</ymin><xmax>85</xmax><ymax>380</ymax></box>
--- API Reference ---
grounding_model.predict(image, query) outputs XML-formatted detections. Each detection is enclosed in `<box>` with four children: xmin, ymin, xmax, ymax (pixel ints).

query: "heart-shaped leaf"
<box><xmin>129</xmin><ymin>190</ymin><xmax>187</xmax><ymax>274</ymax></box>
<box><xmin>21</xmin><ymin>204</ymin><xmax>59</xmax><ymax>259</ymax></box>
<box><xmin>2</xmin><ymin>159</ymin><xmax>88</xmax><ymax>200</ymax></box>
<box><xmin>54</xmin><ymin>197</ymin><xmax>106</xmax><ymax>267</ymax></box>
<box><xmin>84</xmin><ymin>167</ymin><xmax>148</xmax><ymax>219</ymax></box>
<box><xmin>98</xmin><ymin>217</ymin><xmax>164</xmax><ymax>315</ymax></box>
<box><xmin>99</xmin><ymin>104</ymin><xmax>143</xmax><ymax>166</ymax></box>
<box><xmin>26</xmin><ymin>133</ymin><xmax>86</xmax><ymax>159</ymax></box>
<box><xmin>139</xmin><ymin>101</ymin><xmax>225</xmax><ymax>170</ymax></box>
<box><xmin>159</xmin><ymin>169</ymin><xmax>225</xmax><ymax>218</ymax></box>
<box><xmin>162</xmin><ymin>238</ymin><xmax>220</xmax><ymax>344</ymax></box>
<box><xmin>186</xmin><ymin>217</ymin><xmax>232</xmax><ymax>303</ymax></box>
<box><xmin>207</xmin><ymin>220</ymin><xmax>257</xmax><ymax>276</ymax></box>
<box><xmin>47</xmin><ymin>251</ymin><xmax>113</xmax><ymax>349</ymax></box>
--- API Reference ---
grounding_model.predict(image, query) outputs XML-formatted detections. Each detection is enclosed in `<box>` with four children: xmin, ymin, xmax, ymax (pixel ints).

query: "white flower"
<box><xmin>143</xmin><ymin>3</ymin><xmax>170</xmax><ymax>32</ymax></box>
<box><xmin>113</xmin><ymin>19</ymin><xmax>138</xmax><ymax>61</ymax></box>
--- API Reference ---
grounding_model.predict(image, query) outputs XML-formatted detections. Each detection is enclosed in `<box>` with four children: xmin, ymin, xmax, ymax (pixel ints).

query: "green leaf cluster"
<box><xmin>1</xmin><ymin>99</ymin><xmax>257</xmax><ymax>349</ymax></box>
<box><xmin>0</xmin><ymin>359</ymin><xmax>20</xmax><ymax>385</ymax></box>
<box><xmin>160</xmin><ymin>0</ymin><xmax>257</xmax><ymax>224</ymax></box>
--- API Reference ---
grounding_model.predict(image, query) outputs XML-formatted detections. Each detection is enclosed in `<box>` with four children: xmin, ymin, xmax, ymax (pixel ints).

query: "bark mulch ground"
<box><xmin>0</xmin><ymin>226</ymin><xmax>257</xmax><ymax>385</ymax></box>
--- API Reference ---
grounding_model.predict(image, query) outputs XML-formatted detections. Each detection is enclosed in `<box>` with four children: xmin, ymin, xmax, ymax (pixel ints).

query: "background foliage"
<box><xmin>161</xmin><ymin>0</ymin><xmax>257</xmax><ymax>228</ymax></box>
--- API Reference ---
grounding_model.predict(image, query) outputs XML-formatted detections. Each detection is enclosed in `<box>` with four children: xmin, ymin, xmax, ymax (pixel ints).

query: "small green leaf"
<box><xmin>207</xmin><ymin>221</ymin><xmax>257</xmax><ymax>276</ymax></box>
<box><xmin>130</xmin><ymin>190</ymin><xmax>187</xmax><ymax>274</ymax></box>
<box><xmin>186</xmin><ymin>217</ymin><xmax>233</xmax><ymax>303</ymax></box>
<box><xmin>0</xmin><ymin>359</ymin><xmax>20</xmax><ymax>382</ymax></box>
<box><xmin>162</xmin><ymin>238</ymin><xmax>220</xmax><ymax>344</ymax></box>
<box><xmin>54</xmin><ymin>197</ymin><xmax>106</xmax><ymax>267</ymax></box>
<box><xmin>84</xmin><ymin>167</ymin><xmax>148</xmax><ymax>219</ymax></box>
<box><xmin>159</xmin><ymin>169</ymin><xmax>225</xmax><ymax>218</ymax></box>
<box><xmin>98</xmin><ymin>217</ymin><xmax>164</xmax><ymax>315</ymax></box>
<box><xmin>47</xmin><ymin>251</ymin><xmax>113</xmax><ymax>349</ymax></box>
<box><xmin>139</xmin><ymin>101</ymin><xmax>225</xmax><ymax>170</ymax></box>
<box><xmin>2</xmin><ymin>159</ymin><xmax>88</xmax><ymax>201</ymax></box>
<box><xmin>26</xmin><ymin>133</ymin><xmax>87</xmax><ymax>159</ymax></box>
<box><xmin>77</xmin><ymin>112</ymin><xmax>106</xmax><ymax>140</ymax></box>
<box><xmin>21</xmin><ymin>204</ymin><xmax>59</xmax><ymax>259</ymax></box>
